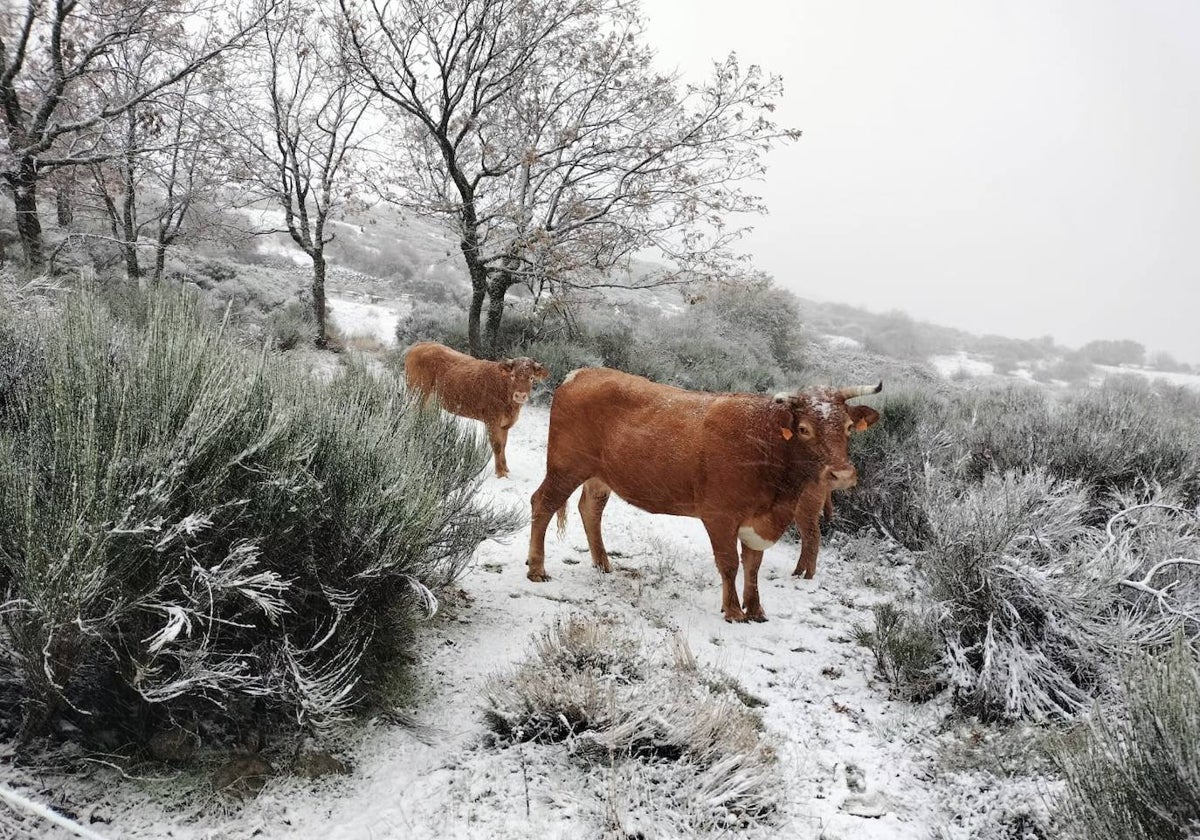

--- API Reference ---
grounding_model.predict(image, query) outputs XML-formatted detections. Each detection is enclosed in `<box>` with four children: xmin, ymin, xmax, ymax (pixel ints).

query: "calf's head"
<box><xmin>774</xmin><ymin>383</ymin><xmax>882</xmax><ymax>489</ymax></box>
<box><xmin>500</xmin><ymin>357</ymin><xmax>550</xmax><ymax>404</ymax></box>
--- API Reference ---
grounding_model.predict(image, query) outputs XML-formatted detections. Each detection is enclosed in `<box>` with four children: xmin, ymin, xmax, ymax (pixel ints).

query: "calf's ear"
<box><xmin>534</xmin><ymin>362</ymin><xmax>550</xmax><ymax>379</ymax></box>
<box><xmin>499</xmin><ymin>359</ymin><xmax>516</xmax><ymax>372</ymax></box>
<box><xmin>848</xmin><ymin>405</ymin><xmax>880</xmax><ymax>431</ymax></box>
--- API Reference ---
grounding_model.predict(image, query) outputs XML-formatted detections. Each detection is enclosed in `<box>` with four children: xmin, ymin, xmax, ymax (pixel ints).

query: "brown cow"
<box><xmin>404</xmin><ymin>341</ymin><xmax>548</xmax><ymax>478</ymax></box>
<box><xmin>526</xmin><ymin>368</ymin><xmax>880</xmax><ymax>622</ymax></box>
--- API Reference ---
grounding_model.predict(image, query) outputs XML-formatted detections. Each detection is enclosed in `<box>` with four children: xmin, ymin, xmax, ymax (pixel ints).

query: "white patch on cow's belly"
<box><xmin>562</xmin><ymin>368</ymin><xmax>583</xmax><ymax>386</ymax></box>
<box><xmin>738</xmin><ymin>525</ymin><xmax>776</xmax><ymax>551</ymax></box>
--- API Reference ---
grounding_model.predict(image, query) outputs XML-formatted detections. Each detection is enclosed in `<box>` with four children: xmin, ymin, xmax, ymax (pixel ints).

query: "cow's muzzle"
<box><xmin>824</xmin><ymin>466</ymin><xmax>857</xmax><ymax>490</ymax></box>
<box><xmin>513</xmin><ymin>391</ymin><xmax>530</xmax><ymax>404</ymax></box>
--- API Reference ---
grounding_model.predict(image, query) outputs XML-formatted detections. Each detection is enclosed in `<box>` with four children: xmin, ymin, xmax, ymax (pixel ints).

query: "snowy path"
<box><xmin>18</xmin><ymin>406</ymin><xmax>954</xmax><ymax>840</ymax></box>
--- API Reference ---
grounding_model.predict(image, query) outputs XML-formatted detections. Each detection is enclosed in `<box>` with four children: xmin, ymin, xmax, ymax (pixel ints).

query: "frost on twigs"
<box><xmin>482</xmin><ymin>615</ymin><xmax>780</xmax><ymax>834</ymax></box>
<box><xmin>911</xmin><ymin>471</ymin><xmax>1200</xmax><ymax>722</ymax></box>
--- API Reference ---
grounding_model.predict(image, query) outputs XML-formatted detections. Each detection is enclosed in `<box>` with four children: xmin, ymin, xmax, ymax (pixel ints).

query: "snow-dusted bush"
<box><xmin>265</xmin><ymin>298</ymin><xmax>318</xmax><ymax>350</ymax></box>
<box><xmin>853</xmin><ymin>602</ymin><xmax>946</xmax><ymax>702</ymax></box>
<box><xmin>1054</xmin><ymin>637</ymin><xmax>1200</xmax><ymax>840</ymax></box>
<box><xmin>0</xmin><ymin>285</ymin><xmax>519</xmax><ymax>744</ymax></box>
<box><xmin>1048</xmin><ymin>378</ymin><xmax>1200</xmax><ymax>511</ymax></box>
<box><xmin>483</xmin><ymin>616</ymin><xmax>780</xmax><ymax>833</ymax></box>
<box><xmin>921</xmin><ymin>471</ymin><xmax>1110</xmax><ymax>720</ymax></box>
<box><xmin>839</xmin><ymin>389</ymin><xmax>952</xmax><ymax>549</ymax></box>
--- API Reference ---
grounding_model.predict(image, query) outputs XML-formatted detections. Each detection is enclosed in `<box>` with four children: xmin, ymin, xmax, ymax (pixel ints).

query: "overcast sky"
<box><xmin>639</xmin><ymin>0</ymin><xmax>1200</xmax><ymax>363</ymax></box>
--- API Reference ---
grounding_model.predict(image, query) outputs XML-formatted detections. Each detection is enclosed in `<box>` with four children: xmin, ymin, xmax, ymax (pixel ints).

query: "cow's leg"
<box><xmin>527</xmin><ymin>472</ymin><xmax>585</xmax><ymax>582</ymax></box>
<box><xmin>823</xmin><ymin>490</ymin><xmax>834</xmax><ymax>523</ymax></box>
<box><xmin>487</xmin><ymin>423</ymin><xmax>510</xmax><ymax>478</ymax></box>
<box><xmin>792</xmin><ymin>483</ymin><xmax>826</xmax><ymax>579</ymax></box>
<box><xmin>739</xmin><ymin>545</ymin><xmax>767</xmax><ymax>622</ymax></box>
<box><xmin>578</xmin><ymin>478</ymin><xmax>612</xmax><ymax>573</ymax></box>
<box><xmin>703</xmin><ymin>519</ymin><xmax>746</xmax><ymax>623</ymax></box>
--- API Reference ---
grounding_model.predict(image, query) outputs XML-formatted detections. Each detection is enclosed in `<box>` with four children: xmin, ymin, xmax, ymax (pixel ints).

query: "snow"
<box><xmin>8</xmin><ymin>407</ymin><xmax>1042</xmax><ymax>839</ymax></box>
<box><xmin>823</xmin><ymin>335</ymin><xmax>862</xmax><ymax>350</ymax></box>
<box><xmin>929</xmin><ymin>352</ymin><xmax>994</xmax><ymax>379</ymax></box>
<box><xmin>1095</xmin><ymin>364</ymin><xmax>1200</xmax><ymax>391</ymax></box>
<box><xmin>326</xmin><ymin>296</ymin><xmax>403</xmax><ymax>345</ymax></box>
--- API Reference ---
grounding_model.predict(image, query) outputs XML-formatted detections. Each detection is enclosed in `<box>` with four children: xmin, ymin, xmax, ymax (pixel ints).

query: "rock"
<box><xmin>213</xmin><ymin>756</ymin><xmax>274</xmax><ymax>800</ymax></box>
<box><xmin>844</xmin><ymin>761</ymin><xmax>866</xmax><ymax>793</ymax></box>
<box><xmin>293</xmin><ymin>748</ymin><xmax>349</xmax><ymax>778</ymax></box>
<box><xmin>149</xmin><ymin>727</ymin><xmax>199</xmax><ymax>764</ymax></box>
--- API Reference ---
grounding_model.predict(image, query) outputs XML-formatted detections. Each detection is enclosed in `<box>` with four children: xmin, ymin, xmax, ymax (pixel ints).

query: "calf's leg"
<box><xmin>739</xmin><ymin>545</ymin><xmax>767</xmax><ymax>622</ymax></box>
<box><xmin>487</xmin><ymin>423</ymin><xmax>511</xmax><ymax>477</ymax></box>
<box><xmin>792</xmin><ymin>483</ymin><xmax>827</xmax><ymax>579</ymax></box>
<box><xmin>578</xmin><ymin>478</ymin><xmax>613</xmax><ymax>572</ymax></box>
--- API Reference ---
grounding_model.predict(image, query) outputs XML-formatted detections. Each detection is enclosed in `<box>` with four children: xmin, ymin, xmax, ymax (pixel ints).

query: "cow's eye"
<box><xmin>846</xmin><ymin>421</ymin><xmax>854</xmax><ymax>433</ymax></box>
<box><xmin>797</xmin><ymin>422</ymin><xmax>814</xmax><ymax>438</ymax></box>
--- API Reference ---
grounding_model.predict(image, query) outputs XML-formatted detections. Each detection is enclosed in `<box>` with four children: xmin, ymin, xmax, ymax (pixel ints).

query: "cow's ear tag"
<box><xmin>780</xmin><ymin>427</ymin><xmax>793</xmax><ymax>441</ymax></box>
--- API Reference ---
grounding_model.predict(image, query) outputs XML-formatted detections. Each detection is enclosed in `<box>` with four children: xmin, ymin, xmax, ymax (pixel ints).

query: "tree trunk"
<box><xmin>458</xmin><ymin>236</ymin><xmax>489</xmax><ymax>357</ymax></box>
<box><xmin>9</xmin><ymin>156</ymin><xmax>45</xmax><ymax>272</ymax></box>
<box><xmin>484</xmin><ymin>290</ymin><xmax>507</xmax><ymax>357</ymax></box>
<box><xmin>153</xmin><ymin>237</ymin><xmax>168</xmax><ymax>284</ymax></box>
<box><xmin>311</xmin><ymin>250</ymin><xmax>328</xmax><ymax>349</ymax></box>
<box><xmin>55</xmin><ymin>186</ymin><xmax>73</xmax><ymax>227</ymax></box>
<box><xmin>485</xmin><ymin>274</ymin><xmax>517</xmax><ymax>357</ymax></box>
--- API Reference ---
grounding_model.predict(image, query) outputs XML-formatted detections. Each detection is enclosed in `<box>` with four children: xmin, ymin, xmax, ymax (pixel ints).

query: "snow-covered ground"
<box><xmin>1095</xmin><ymin>363</ymin><xmax>1200</xmax><ymax>390</ymax></box>
<box><xmin>326</xmin><ymin>295</ymin><xmax>406</xmax><ymax>345</ymax></box>
<box><xmin>929</xmin><ymin>352</ymin><xmax>995</xmax><ymax>379</ymax></box>
<box><xmin>9</xmin><ymin>404</ymin><xmax>1044</xmax><ymax>840</ymax></box>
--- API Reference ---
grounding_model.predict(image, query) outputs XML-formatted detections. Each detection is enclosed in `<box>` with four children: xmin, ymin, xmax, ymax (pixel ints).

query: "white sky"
<box><xmin>639</xmin><ymin>0</ymin><xmax>1200</xmax><ymax>363</ymax></box>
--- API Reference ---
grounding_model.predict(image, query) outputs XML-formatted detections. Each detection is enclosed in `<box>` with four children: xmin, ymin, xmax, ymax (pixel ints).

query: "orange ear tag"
<box><xmin>780</xmin><ymin>427</ymin><xmax>793</xmax><ymax>441</ymax></box>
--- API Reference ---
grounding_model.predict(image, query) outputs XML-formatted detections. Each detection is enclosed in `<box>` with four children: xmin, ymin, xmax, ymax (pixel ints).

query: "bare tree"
<box><xmin>223</xmin><ymin>0</ymin><xmax>371</xmax><ymax>347</ymax></box>
<box><xmin>0</xmin><ymin>0</ymin><xmax>271</xmax><ymax>273</ymax></box>
<box><xmin>340</xmin><ymin>0</ymin><xmax>797</xmax><ymax>357</ymax></box>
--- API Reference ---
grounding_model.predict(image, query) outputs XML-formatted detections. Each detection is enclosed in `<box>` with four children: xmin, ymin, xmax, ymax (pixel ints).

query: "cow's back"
<box><xmin>547</xmin><ymin>368</ymin><xmax>786</xmax><ymax>518</ymax></box>
<box><xmin>404</xmin><ymin>342</ymin><xmax>502</xmax><ymax>421</ymax></box>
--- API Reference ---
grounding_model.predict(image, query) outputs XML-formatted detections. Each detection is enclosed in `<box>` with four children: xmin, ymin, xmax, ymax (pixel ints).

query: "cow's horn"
<box><xmin>837</xmin><ymin>382</ymin><xmax>883</xmax><ymax>399</ymax></box>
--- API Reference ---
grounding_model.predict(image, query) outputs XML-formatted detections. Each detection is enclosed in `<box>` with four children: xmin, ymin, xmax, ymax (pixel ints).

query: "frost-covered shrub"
<box><xmin>395</xmin><ymin>298</ymin><xmax>468</xmax><ymax>350</ymax></box>
<box><xmin>1054</xmin><ymin>637</ymin><xmax>1200</xmax><ymax>840</ymax></box>
<box><xmin>265</xmin><ymin>298</ymin><xmax>317</xmax><ymax>350</ymax></box>
<box><xmin>1047</xmin><ymin>378</ymin><xmax>1200</xmax><ymax>510</ymax></box>
<box><xmin>0</xmin><ymin>286</ymin><xmax>519</xmax><ymax>744</ymax></box>
<box><xmin>519</xmin><ymin>338</ymin><xmax>602</xmax><ymax>393</ymax></box>
<box><xmin>921</xmin><ymin>471</ymin><xmax>1111</xmax><ymax>720</ymax></box>
<box><xmin>483</xmin><ymin>616</ymin><xmax>780</xmax><ymax>832</ymax></box>
<box><xmin>853</xmin><ymin>602</ymin><xmax>946</xmax><ymax>702</ymax></box>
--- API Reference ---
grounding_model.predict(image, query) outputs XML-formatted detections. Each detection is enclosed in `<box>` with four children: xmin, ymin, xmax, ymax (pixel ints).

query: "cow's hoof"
<box><xmin>495</xmin><ymin>471</ymin><xmax>510</xmax><ymax>479</ymax></box>
<box><xmin>526</xmin><ymin>571</ymin><xmax>551</xmax><ymax>582</ymax></box>
<box><xmin>723</xmin><ymin>613</ymin><xmax>749</xmax><ymax>624</ymax></box>
<box><xmin>748</xmin><ymin>614</ymin><xmax>768</xmax><ymax>623</ymax></box>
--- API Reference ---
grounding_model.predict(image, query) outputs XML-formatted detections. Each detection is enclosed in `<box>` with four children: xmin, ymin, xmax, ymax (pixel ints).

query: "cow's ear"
<box><xmin>499</xmin><ymin>358</ymin><xmax>516</xmax><ymax>372</ymax></box>
<box><xmin>534</xmin><ymin>362</ymin><xmax>550</xmax><ymax>379</ymax></box>
<box><xmin>848</xmin><ymin>405</ymin><xmax>880</xmax><ymax>431</ymax></box>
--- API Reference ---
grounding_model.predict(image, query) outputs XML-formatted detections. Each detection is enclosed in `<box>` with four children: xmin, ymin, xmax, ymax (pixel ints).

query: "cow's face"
<box><xmin>775</xmin><ymin>384</ymin><xmax>881</xmax><ymax>489</ymax></box>
<box><xmin>500</xmin><ymin>357</ymin><xmax>550</xmax><ymax>404</ymax></box>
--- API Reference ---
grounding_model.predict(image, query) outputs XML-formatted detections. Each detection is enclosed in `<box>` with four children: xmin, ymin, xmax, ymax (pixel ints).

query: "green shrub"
<box><xmin>0</xmin><ymin>285</ymin><xmax>519</xmax><ymax>744</ymax></box>
<box><xmin>852</xmin><ymin>602</ymin><xmax>945</xmax><ymax>701</ymax></box>
<box><xmin>1054</xmin><ymin>637</ymin><xmax>1200</xmax><ymax>840</ymax></box>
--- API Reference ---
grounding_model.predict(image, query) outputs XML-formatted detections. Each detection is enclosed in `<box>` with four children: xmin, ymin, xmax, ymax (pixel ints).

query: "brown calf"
<box><xmin>526</xmin><ymin>368</ymin><xmax>880</xmax><ymax>622</ymax></box>
<box><xmin>404</xmin><ymin>341</ymin><xmax>548</xmax><ymax>478</ymax></box>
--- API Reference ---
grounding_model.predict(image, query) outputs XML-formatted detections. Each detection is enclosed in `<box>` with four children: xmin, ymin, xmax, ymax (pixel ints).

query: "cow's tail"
<box><xmin>555</xmin><ymin>505</ymin><xmax>569</xmax><ymax>538</ymax></box>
